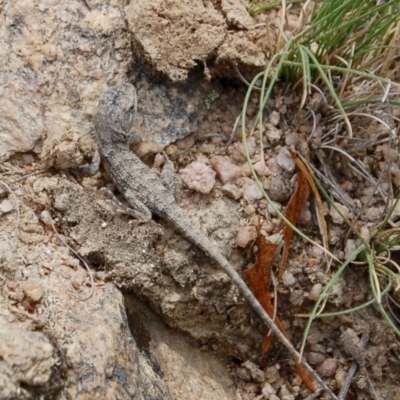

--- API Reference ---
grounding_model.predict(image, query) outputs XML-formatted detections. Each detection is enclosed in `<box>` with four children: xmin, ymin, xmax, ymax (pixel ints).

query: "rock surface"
<box><xmin>0</xmin><ymin>0</ymin><xmax>269</xmax><ymax>163</ymax></box>
<box><xmin>0</xmin><ymin>174</ymin><xmax>239</xmax><ymax>398</ymax></box>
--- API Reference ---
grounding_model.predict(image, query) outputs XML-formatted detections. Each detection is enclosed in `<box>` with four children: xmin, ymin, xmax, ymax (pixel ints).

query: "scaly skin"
<box><xmin>93</xmin><ymin>83</ymin><xmax>336</xmax><ymax>398</ymax></box>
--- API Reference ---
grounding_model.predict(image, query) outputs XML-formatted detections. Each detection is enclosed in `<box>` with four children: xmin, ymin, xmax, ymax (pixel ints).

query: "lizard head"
<box><xmin>95</xmin><ymin>83</ymin><xmax>139</xmax><ymax>145</ymax></box>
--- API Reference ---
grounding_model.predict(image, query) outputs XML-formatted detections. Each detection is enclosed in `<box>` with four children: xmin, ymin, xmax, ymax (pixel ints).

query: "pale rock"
<box><xmin>278</xmin><ymin>384</ymin><xmax>294</xmax><ymax>400</ymax></box>
<box><xmin>236</xmin><ymin>226</ymin><xmax>257</xmax><ymax>248</ymax></box>
<box><xmin>0</xmin><ymin>328</ymin><xmax>59</xmax><ymax>388</ymax></box>
<box><xmin>329</xmin><ymin>203</ymin><xmax>350</xmax><ymax>224</ymax></box>
<box><xmin>344</xmin><ymin>239</ymin><xmax>357</xmax><ymax>259</ymax></box>
<box><xmin>364</xmin><ymin>206</ymin><xmax>381</xmax><ymax>221</ymax></box>
<box><xmin>242</xmin><ymin>360</ymin><xmax>265</xmax><ymax>383</ymax></box>
<box><xmin>210</xmin><ymin>155</ymin><xmax>242</xmax><ymax>184</ymax></box>
<box><xmin>221</xmin><ymin>0</ymin><xmax>255</xmax><ymax>29</ymax></box>
<box><xmin>236</xmin><ymin>367</ymin><xmax>251</xmax><ymax>381</ymax></box>
<box><xmin>153</xmin><ymin>152</ymin><xmax>165</xmax><ymax>169</ymax></box>
<box><xmin>360</xmin><ymin>225</ymin><xmax>370</xmax><ymax>242</ymax></box>
<box><xmin>244</xmin><ymin>203</ymin><xmax>256</xmax><ymax>215</ymax></box>
<box><xmin>253</xmin><ymin>159</ymin><xmax>270</xmax><ymax>176</ymax></box>
<box><xmin>276</xmin><ymin>147</ymin><xmax>295</xmax><ymax>173</ymax></box>
<box><xmin>317</xmin><ymin>358</ymin><xmax>338</xmax><ymax>378</ymax></box>
<box><xmin>21</xmin><ymin>279</ymin><xmax>44</xmax><ymax>302</ymax></box>
<box><xmin>265</xmin><ymin>123</ymin><xmax>282</xmax><ymax>144</ymax></box>
<box><xmin>261</xmin><ymin>382</ymin><xmax>276</xmax><ymax>397</ymax></box>
<box><xmin>265</xmin><ymin>366</ymin><xmax>281</xmax><ymax>383</ymax></box>
<box><xmin>241</xmin><ymin>136</ymin><xmax>257</xmax><ymax>157</ymax></box>
<box><xmin>285</xmin><ymin>132</ymin><xmax>299</xmax><ymax>146</ymax></box>
<box><xmin>221</xmin><ymin>183</ymin><xmax>241</xmax><ymax>200</ymax></box>
<box><xmin>309</xmin><ymin>283</ymin><xmax>323</xmax><ymax>301</ymax></box>
<box><xmin>269</xmin><ymin>110</ymin><xmax>280</xmax><ymax>127</ymax></box>
<box><xmin>180</xmin><ymin>161</ymin><xmax>216</xmax><ymax>194</ymax></box>
<box><xmin>298</xmin><ymin>206</ymin><xmax>312</xmax><ymax>226</ymax></box>
<box><xmin>282</xmin><ymin>271</ymin><xmax>295</xmax><ymax>287</ymax></box>
<box><xmin>267</xmin><ymin>233</ymin><xmax>282</xmax><ymax>244</ymax></box>
<box><xmin>0</xmin><ymin>199</ymin><xmax>13</xmax><ymax>214</ymax></box>
<box><xmin>266</xmin><ymin>157</ymin><xmax>284</xmax><ymax>175</ymax></box>
<box><xmin>311</xmin><ymin>245</ymin><xmax>324</xmax><ymax>258</ymax></box>
<box><xmin>237</xmin><ymin>177</ymin><xmax>263</xmax><ymax>202</ymax></box>
<box><xmin>267</xmin><ymin>201</ymin><xmax>282</xmax><ymax>217</ymax></box>
<box><xmin>0</xmin><ymin>0</ymin><xmax>131</xmax><ymax>164</ymax></box>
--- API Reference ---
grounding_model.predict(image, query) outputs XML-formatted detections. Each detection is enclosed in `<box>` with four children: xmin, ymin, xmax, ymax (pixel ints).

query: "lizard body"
<box><xmin>92</xmin><ymin>83</ymin><xmax>335</xmax><ymax>397</ymax></box>
<box><xmin>94</xmin><ymin>84</ymin><xmax>270</xmax><ymax>324</ymax></box>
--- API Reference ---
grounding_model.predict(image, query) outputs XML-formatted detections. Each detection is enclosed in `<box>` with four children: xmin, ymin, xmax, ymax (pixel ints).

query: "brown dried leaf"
<box><xmin>277</xmin><ymin>170</ymin><xmax>310</xmax><ymax>280</ymax></box>
<box><xmin>244</xmin><ymin>226</ymin><xmax>315</xmax><ymax>391</ymax></box>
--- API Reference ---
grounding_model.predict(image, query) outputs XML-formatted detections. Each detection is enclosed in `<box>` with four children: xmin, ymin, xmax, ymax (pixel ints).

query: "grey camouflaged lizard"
<box><xmin>91</xmin><ymin>83</ymin><xmax>336</xmax><ymax>398</ymax></box>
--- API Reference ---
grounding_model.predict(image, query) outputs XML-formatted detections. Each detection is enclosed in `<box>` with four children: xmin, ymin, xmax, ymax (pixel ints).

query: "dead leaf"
<box><xmin>244</xmin><ymin>225</ymin><xmax>316</xmax><ymax>391</ymax></box>
<box><xmin>277</xmin><ymin>170</ymin><xmax>310</xmax><ymax>280</ymax></box>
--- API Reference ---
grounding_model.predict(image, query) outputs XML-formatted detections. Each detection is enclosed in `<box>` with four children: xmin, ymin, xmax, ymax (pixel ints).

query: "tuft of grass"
<box><xmin>239</xmin><ymin>0</ymin><xmax>400</xmax><ymax>349</ymax></box>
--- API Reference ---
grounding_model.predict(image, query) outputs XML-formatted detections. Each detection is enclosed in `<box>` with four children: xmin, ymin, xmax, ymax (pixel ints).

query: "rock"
<box><xmin>329</xmin><ymin>202</ymin><xmax>350</xmax><ymax>224</ymax></box>
<box><xmin>125</xmin><ymin>0</ymin><xmax>269</xmax><ymax>81</ymax></box>
<box><xmin>0</xmin><ymin>328</ymin><xmax>63</xmax><ymax>399</ymax></box>
<box><xmin>0</xmin><ymin>199</ymin><xmax>13</xmax><ymax>213</ymax></box>
<box><xmin>237</xmin><ymin>177</ymin><xmax>263</xmax><ymax>202</ymax></box>
<box><xmin>21</xmin><ymin>278</ymin><xmax>44</xmax><ymax>302</ymax></box>
<box><xmin>126</xmin><ymin>0</ymin><xmax>225</xmax><ymax>81</ymax></box>
<box><xmin>317</xmin><ymin>358</ymin><xmax>338</xmax><ymax>378</ymax></box>
<box><xmin>180</xmin><ymin>161</ymin><xmax>216</xmax><ymax>193</ymax></box>
<box><xmin>1</xmin><ymin>0</ymin><xmax>132</xmax><ymax>164</ymax></box>
<box><xmin>276</xmin><ymin>147</ymin><xmax>295</xmax><ymax>173</ymax></box>
<box><xmin>126</xmin><ymin>296</ymin><xmax>238</xmax><ymax>400</ymax></box>
<box><xmin>211</xmin><ymin>155</ymin><xmax>242</xmax><ymax>184</ymax></box>
<box><xmin>236</xmin><ymin>226</ymin><xmax>257</xmax><ymax>248</ymax></box>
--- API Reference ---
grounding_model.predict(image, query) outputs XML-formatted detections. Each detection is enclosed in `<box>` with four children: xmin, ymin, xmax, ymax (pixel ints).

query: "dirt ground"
<box><xmin>1</xmin><ymin>1</ymin><xmax>400</xmax><ymax>399</ymax></box>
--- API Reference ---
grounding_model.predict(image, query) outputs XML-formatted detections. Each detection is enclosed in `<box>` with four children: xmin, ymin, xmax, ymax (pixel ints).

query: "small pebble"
<box><xmin>269</xmin><ymin>110</ymin><xmax>280</xmax><ymax>126</ymax></box>
<box><xmin>180</xmin><ymin>161</ymin><xmax>216</xmax><ymax>194</ymax></box>
<box><xmin>276</xmin><ymin>147</ymin><xmax>295</xmax><ymax>173</ymax></box>
<box><xmin>306</xmin><ymin>351</ymin><xmax>326</xmax><ymax>366</ymax></box>
<box><xmin>237</xmin><ymin>177</ymin><xmax>263</xmax><ymax>202</ymax></box>
<box><xmin>261</xmin><ymin>382</ymin><xmax>276</xmax><ymax>397</ymax></box>
<box><xmin>282</xmin><ymin>271</ymin><xmax>295</xmax><ymax>287</ymax></box>
<box><xmin>329</xmin><ymin>203</ymin><xmax>350</xmax><ymax>224</ymax></box>
<box><xmin>265</xmin><ymin>366</ymin><xmax>280</xmax><ymax>383</ymax></box>
<box><xmin>267</xmin><ymin>233</ymin><xmax>282</xmax><ymax>244</ymax></box>
<box><xmin>21</xmin><ymin>279</ymin><xmax>44</xmax><ymax>302</ymax></box>
<box><xmin>236</xmin><ymin>367</ymin><xmax>251</xmax><ymax>381</ymax></box>
<box><xmin>317</xmin><ymin>357</ymin><xmax>338</xmax><ymax>377</ymax></box>
<box><xmin>210</xmin><ymin>155</ymin><xmax>242</xmax><ymax>184</ymax></box>
<box><xmin>0</xmin><ymin>199</ymin><xmax>13</xmax><ymax>213</ymax></box>
<box><xmin>242</xmin><ymin>360</ymin><xmax>265</xmax><ymax>383</ymax></box>
<box><xmin>221</xmin><ymin>183</ymin><xmax>241</xmax><ymax>200</ymax></box>
<box><xmin>266</xmin><ymin>124</ymin><xmax>282</xmax><ymax>144</ymax></box>
<box><xmin>236</xmin><ymin>226</ymin><xmax>257</xmax><ymax>248</ymax></box>
<box><xmin>253</xmin><ymin>159</ymin><xmax>270</xmax><ymax>177</ymax></box>
<box><xmin>308</xmin><ymin>283</ymin><xmax>323</xmax><ymax>301</ymax></box>
<box><xmin>344</xmin><ymin>239</ymin><xmax>357</xmax><ymax>260</ymax></box>
<box><xmin>268</xmin><ymin>176</ymin><xmax>292</xmax><ymax>203</ymax></box>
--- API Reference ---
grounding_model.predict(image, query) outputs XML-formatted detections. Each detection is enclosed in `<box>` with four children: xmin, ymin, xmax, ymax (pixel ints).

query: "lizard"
<box><xmin>89</xmin><ymin>83</ymin><xmax>337</xmax><ymax>398</ymax></box>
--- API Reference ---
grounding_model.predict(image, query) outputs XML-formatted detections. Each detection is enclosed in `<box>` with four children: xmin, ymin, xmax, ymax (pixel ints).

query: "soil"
<box><xmin>1</xmin><ymin>1</ymin><xmax>400</xmax><ymax>399</ymax></box>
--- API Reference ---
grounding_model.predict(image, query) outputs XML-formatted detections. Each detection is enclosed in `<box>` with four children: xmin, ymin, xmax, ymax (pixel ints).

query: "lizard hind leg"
<box><xmin>99</xmin><ymin>187</ymin><xmax>152</xmax><ymax>222</ymax></box>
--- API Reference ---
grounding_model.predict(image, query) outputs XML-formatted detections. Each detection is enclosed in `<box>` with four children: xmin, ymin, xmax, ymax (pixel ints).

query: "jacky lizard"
<box><xmin>90</xmin><ymin>83</ymin><xmax>336</xmax><ymax>397</ymax></box>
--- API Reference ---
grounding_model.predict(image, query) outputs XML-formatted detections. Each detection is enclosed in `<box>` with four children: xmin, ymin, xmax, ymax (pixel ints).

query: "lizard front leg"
<box><xmin>70</xmin><ymin>150</ymin><xmax>101</xmax><ymax>177</ymax></box>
